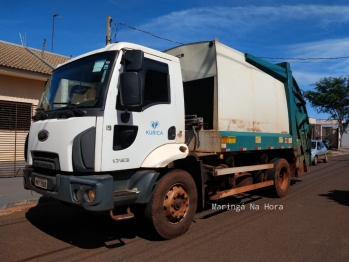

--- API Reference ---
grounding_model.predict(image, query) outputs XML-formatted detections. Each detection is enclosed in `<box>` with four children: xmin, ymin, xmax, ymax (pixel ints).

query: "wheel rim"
<box><xmin>315</xmin><ymin>157</ymin><xmax>317</xmax><ymax>164</ymax></box>
<box><xmin>278</xmin><ymin>167</ymin><xmax>288</xmax><ymax>190</ymax></box>
<box><xmin>163</xmin><ymin>184</ymin><xmax>189</xmax><ymax>224</ymax></box>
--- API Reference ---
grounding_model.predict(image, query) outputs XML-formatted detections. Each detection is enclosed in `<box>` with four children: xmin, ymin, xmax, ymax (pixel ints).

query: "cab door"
<box><xmin>100</xmin><ymin>53</ymin><xmax>179</xmax><ymax>171</ymax></box>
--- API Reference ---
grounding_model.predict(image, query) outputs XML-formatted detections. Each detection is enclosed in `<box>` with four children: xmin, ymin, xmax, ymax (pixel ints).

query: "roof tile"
<box><xmin>0</xmin><ymin>40</ymin><xmax>71</xmax><ymax>75</ymax></box>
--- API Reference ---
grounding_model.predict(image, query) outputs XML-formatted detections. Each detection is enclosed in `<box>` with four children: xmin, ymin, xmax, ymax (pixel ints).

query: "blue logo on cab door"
<box><xmin>151</xmin><ymin>121</ymin><xmax>159</xmax><ymax>129</ymax></box>
<box><xmin>146</xmin><ymin>121</ymin><xmax>163</xmax><ymax>135</ymax></box>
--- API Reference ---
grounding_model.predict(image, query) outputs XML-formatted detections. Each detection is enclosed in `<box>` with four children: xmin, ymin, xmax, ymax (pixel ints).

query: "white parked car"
<box><xmin>311</xmin><ymin>140</ymin><xmax>328</xmax><ymax>165</ymax></box>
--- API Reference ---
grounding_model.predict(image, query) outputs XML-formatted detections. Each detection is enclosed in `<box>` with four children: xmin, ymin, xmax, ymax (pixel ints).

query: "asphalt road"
<box><xmin>1</xmin><ymin>155</ymin><xmax>348</xmax><ymax>262</ymax></box>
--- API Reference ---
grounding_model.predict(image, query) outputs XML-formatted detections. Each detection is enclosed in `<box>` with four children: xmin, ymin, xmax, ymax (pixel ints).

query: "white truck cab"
<box><xmin>25</xmin><ymin>43</ymin><xmax>188</xmax><ymax>214</ymax></box>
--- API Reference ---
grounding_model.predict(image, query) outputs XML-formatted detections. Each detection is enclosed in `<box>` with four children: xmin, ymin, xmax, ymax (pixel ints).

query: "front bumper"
<box><xmin>23</xmin><ymin>167</ymin><xmax>159</xmax><ymax>212</ymax></box>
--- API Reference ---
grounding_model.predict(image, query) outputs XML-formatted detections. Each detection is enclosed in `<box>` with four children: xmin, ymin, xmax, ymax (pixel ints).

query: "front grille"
<box><xmin>32</xmin><ymin>151</ymin><xmax>60</xmax><ymax>171</ymax></box>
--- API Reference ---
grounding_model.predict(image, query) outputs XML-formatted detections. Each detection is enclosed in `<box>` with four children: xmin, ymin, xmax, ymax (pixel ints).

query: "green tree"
<box><xmin>304</xmin><ymin>76</ymin><xmax>349</xmax><ymax>147</ymax></box>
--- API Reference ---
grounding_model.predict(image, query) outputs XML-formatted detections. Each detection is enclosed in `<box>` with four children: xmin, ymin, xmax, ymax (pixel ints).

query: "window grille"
<box><xmin>0</xmin><ymin>100</ymin><xmax>36</xmax><ymax>177</ymax></box>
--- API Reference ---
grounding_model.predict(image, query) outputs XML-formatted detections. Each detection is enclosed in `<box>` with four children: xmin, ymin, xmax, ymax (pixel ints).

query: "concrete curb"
<box><xmin>0</xmin><ymin>199</ymin><xmax>40</xmax><ymax>210</ymax></box>
<box><xmin>0</xmin><ymin>196</ymin><xmax>53</xmax><ymax>210</ymax></box>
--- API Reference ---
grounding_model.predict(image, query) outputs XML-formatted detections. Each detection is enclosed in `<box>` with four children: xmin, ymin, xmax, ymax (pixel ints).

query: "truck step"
<box><xmin>110</xmin><ymin>207</ymin><xmax>134</xmax><ymax>221</ymax></box>
<box><xmin>113</xmin><ymin>189</ymin><xmax>139</xmax><ymax>197</ymax></box>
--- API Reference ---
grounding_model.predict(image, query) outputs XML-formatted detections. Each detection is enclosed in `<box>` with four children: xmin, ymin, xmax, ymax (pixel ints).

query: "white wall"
<box><xmin>341</xmin><ymin>131</ymin><xmax>349</xmax><ymax>147</ymax></box>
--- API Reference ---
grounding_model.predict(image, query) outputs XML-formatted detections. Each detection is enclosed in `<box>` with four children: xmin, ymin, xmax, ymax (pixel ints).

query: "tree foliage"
<box><xmin>304</xmin><ymin>76</ymin><xmax>349</xmax><ymax>142</ymax></box>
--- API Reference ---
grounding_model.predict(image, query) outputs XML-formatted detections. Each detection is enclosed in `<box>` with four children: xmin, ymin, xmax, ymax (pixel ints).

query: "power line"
<box><xmin>259</xmin><ymin>56</ymin><xmax>349</xmax><ymax>60</ymax></box>
<box><xmin>111</xmin><ymin>22</ymin><xmax>122</xmax><ymax>43</ymax></box>
<box><xmin>114</xmin><ymin>22</ymin><xmax>348</xmax><ymax>61</ymax></box>
<box><xmin>116</xmin><ymin>22</ymin><xmax>184</xmax><ymax>45</ymax></box>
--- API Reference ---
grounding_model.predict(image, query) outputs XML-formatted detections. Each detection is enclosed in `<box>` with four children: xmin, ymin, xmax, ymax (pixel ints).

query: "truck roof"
<box><xmin>56</xmin><ymin>42</ymin><xmax>180</xmax><ymax>69</ymax></box>
<box><xmin>164</xmin><ymin>39</ymin><xmax>218</xmax><ymax>52</ymax></box>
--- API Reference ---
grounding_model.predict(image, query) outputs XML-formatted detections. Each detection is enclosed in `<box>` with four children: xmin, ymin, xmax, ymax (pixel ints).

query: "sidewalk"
<box><xmin>1</xmin><ymin>150</ymin><xmax>348</xmax><ymax>210</ymax></box>
<box><xmin>0</xmin><ymin>176</ymin><xmax>43</xmax><ymax>209</ymax></box>
<box><xmin>330</xmin><ymin>148</ymin><xmax>349</xmax><ymax>156</ymax></box>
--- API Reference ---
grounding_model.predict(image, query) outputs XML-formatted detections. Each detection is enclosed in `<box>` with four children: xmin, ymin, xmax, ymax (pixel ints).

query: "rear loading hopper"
<box><xmin>164</xmin><ymin>39</ymin><xmax>311</xmax><ymax>169</ymax></box>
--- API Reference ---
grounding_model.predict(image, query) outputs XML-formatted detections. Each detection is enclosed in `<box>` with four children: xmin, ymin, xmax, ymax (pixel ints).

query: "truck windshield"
<box><xmin>38</xmin><ymin>51</ymin><xmax>117</xmax><ymax>111</ymax></box>
<box><xmin>311</xmin><ymin>141</ymin><xmax>316</xmax><ymax>149</ymax></box>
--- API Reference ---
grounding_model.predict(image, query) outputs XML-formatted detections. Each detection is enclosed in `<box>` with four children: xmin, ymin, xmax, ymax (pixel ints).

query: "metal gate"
<box><xmin>0</xmin><ymin>100</ymin><xmax>36</xmax><ymax>178</ymax></box>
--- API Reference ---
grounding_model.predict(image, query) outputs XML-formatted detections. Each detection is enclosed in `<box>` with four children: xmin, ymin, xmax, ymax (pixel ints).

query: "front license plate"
<box><xmin>34</xmin><ymin>177</ymin><xmax>47</xmax><ymax>189</ymax></box>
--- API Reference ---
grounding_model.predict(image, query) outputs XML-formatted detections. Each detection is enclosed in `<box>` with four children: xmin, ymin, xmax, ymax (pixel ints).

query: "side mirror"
<box><xmin>124</xmin><ymin>50</ymin><xmax>144</xmax><ymax>71</ymax></box>
<box><xmin>120</xmin><ymin>72</ymin><xmax>142</xmax><ymax>107</ymax></box>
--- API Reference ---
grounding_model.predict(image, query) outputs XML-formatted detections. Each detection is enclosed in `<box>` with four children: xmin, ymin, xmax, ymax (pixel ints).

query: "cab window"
<box><xmin>117</xmin><ymin>58</ymin><xmax>170</xmax><ymax>112</ymax></box>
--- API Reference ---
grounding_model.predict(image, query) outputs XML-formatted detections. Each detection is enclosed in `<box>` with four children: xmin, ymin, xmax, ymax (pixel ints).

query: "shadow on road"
<box><xmin>24</xmin><ymin>173</ymin><xmax>322</xmax><ymax>249</ymax></box>
<box><xmin>201</xmin><ymin>194</ymin><xmax>263</xmax><ymax>219</ymax></box>
<box><xmin>199</xmin><ymin>177</ymin><xmax>307</xmax><ymax>220</ymax></box>
<box><xmin>25</xmin><ymin>197</ymin><xmax>163</xmax><ymax>249</ymax></box>
<box><xmin>200</xmin><ymin>181</ymin><xmax>298</xmax><ymax>220</ymax></box>
<box><xmin>291</xmin><ymin>179</ymin><xmax>303</xmax><ymax>185</ymax></box>
<box><xmin>319</xmin><ymin>190</ymin><xmax>349</xmax><ymax>207</ymax></box>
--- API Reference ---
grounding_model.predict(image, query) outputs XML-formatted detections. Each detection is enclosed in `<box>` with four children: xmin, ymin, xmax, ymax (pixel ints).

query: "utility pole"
<box><xmin>106</xmin><ymin>15</ymin><xmax>112</xmax><ymax>45</ymax></box>
<box><xmin>52</xmin><ymin>14</ymin><xmax>60</xmax><ymax>52</ymax></box>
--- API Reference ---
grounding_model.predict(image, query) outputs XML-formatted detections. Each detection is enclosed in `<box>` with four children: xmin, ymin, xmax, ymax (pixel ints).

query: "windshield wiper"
<box><xmin>57</xmin><ymin>104</ymin><xmax>86</xmax><ymax>118</ymax></box>
<box><xmin>32</xmin><ymin>109</ymin><xmax>48</xmax><ymax>122</ymax></box>
<box><xmin>33</xmin><ymin>103</ymin><xmax>87</xmax><ymax>120</ymax></box>
<box><xmin>66</xmin><ymin>104</ymin><xmax>86</xmax><ymax>116</ymax></box>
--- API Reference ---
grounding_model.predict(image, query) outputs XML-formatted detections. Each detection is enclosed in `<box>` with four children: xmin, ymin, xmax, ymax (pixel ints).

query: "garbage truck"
<box><xmin>23</xmin><ymin>39</ymin><xmax>311</xmax><ymax>239</ymax></box>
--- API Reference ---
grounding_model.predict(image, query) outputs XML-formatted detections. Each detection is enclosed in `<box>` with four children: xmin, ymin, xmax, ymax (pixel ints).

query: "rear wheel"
<box><xmin>267</xmin><ymin>158</ymin><xmax>291</xmax><ymax>198</ymax></box>
<box><xmin>144</xmin><ymin>169</ymin><xmax>197</xmax><ymax>239</ymax></box>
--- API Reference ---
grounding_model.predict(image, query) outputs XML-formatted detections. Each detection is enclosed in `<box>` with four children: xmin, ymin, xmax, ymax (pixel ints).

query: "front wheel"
<box><xmin>313</xmin><ymin>156</ymin><xmax>318</xmax><ymax>166</ymax></box>
<box><xmin>144</xmin><ymin>169</ymin><xmax>197</xmax><ymax>239</ymax></box>
<box><xmin>267</xmin><ymin>158</ymin><xmax>291</xmax><ymax>198</ymax></box>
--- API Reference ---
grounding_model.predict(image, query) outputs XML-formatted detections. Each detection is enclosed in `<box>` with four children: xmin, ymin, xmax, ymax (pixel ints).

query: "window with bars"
<box><xmin>0</xmin><ymin>101</ymin><xmax>32</xmax><ymax>130</ymax></box>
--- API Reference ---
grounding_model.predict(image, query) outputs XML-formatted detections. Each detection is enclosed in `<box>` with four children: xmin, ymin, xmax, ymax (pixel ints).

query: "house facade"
<box><xmin>309</xmin><ymin>118</ymin><xmax>349</xmax><ymax>148</ymax></box>
<box><xmin>0</xmin><ymin>40</ymin><xmax>70</xmax><ymax>177</ymax></box>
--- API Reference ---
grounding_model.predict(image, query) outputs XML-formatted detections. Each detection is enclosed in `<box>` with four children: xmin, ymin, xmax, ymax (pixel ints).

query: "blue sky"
<box><xmin>1</xmin><ymin>0</ymin><xmax>348</xmax><ymax>119</ymax></box>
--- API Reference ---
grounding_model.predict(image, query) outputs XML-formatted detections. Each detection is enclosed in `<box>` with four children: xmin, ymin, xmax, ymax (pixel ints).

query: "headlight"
<box><xmin>73</xmin><ymin>189</ymin><xmax>82</xmax><ymax>202</ymax></box>
<box><xmin>86</xmin><ymin>189</ymin><xmax>95</xmax><ymax>202</ymax></box>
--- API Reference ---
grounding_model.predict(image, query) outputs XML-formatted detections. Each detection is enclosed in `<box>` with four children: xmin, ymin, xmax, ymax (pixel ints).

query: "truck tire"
<box><xmin>144</xmin><ymin>169</ymin><xmax>197</xmax><ymax>239</ymax></box>
<box><xmin>236</xmin><ymin>174</ymin><xmax>253</xmax><ymax>187</ymax></box>
<box><xmin>267</xmin><ymin>158</ymin><xmax>291</xmax><ymax>198</ymax></box>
